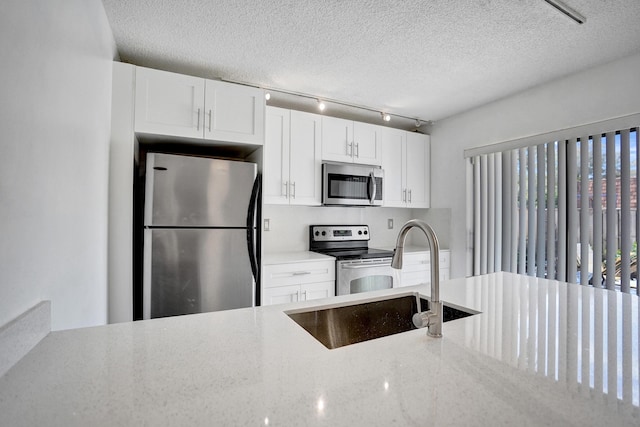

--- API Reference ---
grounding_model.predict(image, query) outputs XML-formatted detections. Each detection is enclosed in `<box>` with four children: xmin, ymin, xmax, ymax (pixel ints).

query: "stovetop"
<box><xmin>311</xmin><ymin>247</ymin><xmax>395</xmax><ymax>261</ymax></box>
<box><xmin>308</xmin><ymin>225</ymin><xmax>395</xmax><ymax>260</ymax></box>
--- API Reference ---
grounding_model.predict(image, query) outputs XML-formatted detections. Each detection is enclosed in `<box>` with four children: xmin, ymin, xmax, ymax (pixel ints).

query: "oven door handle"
<box><xmin>340</xmin><ymin>262</ymin><xmax>392</xmax><ymax>269</ymax></box>
<box><xmin>368</xmin><ymin>171</ymin><xmax>376</xmax><ymax>205</ymax></box>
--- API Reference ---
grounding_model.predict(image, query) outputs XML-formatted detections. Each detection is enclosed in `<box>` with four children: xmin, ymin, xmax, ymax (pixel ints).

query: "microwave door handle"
<box><xmin>368</xmin><ymin>171</ymin><xmax>376</xmax><ymax>205</ymax></box>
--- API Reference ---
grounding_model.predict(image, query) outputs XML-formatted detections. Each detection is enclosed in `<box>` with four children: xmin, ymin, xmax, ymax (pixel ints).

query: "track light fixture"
<box><xmin>543</xmin><ymin>0</ymin><xmax>586</xmax><ymax>24</ymax></box>
<box><xmin>221</xmin><ymin>77</ymin><xmax>431</xmax><ymax>127</ymax></box>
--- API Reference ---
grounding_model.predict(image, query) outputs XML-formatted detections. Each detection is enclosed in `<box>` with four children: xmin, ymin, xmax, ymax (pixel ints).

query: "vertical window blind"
<box><xmin>465</xmin><ymin>114</ymin><xmax>640</xmax><ymax>295</ymax></box>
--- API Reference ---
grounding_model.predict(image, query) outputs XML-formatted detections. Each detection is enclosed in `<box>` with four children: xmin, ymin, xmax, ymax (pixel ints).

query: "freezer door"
<box><xmin>143</xmin><ymin>228</ymin><xmax>254</xmax><ymax>319</ymax></box>
<box><xmin>145</xmin><ymin>153</ymin><xmax>257</xmax><ymax>227</ymax></box>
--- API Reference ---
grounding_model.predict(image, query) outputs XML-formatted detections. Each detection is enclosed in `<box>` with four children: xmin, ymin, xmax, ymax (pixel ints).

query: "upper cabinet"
<box><xmin>134</xmin><ymin>66</ymin><xmax>264</xmax><ymax>145</ymax></box>
<box><xmin>404</xmin><ymin>132</ymin><xmax>430</xmax><ymax>208</ymax></box>
<box><xmin>381</xmin><ymin>128</ymin><xmax>430</xmax><ymax>208</ymax></box>
<box><xmin>321</xmin><ymin>116</ymin><xmax>381</xmax><ymax>165</ymax></box>
<box><xmin>134</xmin><ymin>67</ymin><xmax>205</xmax><ymax>139</ymax></box>
<box><xmin>203</xmin><ymin>80</ymin><xmax>265</xmax><ymax>145</ymax></box>
<box><xmin>264</xmin><ymin>106</ymin><xmax>322</xmax><ymax>206</ymax></box>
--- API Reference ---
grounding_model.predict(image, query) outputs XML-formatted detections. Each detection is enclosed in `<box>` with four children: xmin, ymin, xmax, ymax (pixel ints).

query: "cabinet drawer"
<box><xmin>402</xmin><ymin>251</ymin><xmax>450</xmax><ymax>272</ymax></box>
<box><xmin>263</xmin><ymin>260</ymin><xmax>335</xmax><ymax>287</ymax></box>
<box><xmin>400</xmin><ymin>269</ymin><xmax>449</xmax><ymax>287</ymax></box>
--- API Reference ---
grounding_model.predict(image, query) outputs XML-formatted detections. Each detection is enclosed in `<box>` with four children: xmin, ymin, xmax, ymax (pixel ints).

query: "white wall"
<box><xmin>430</xmin><ymin>52</ymin><xmax>640</xmax><ymax>279</ymax></box>
<box><xmin>0</xmin><ymin>1</ymin><xmax>116</xmax><ymax>330</ymax></box>
<box><xmin>262</xmin><ymin>205</ymin><xmax>441</xmax><ymax>252</ymax></box>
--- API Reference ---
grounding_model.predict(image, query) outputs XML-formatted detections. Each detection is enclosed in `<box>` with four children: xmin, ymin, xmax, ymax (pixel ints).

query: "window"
<box><xmin>466</xmin><ymin>114</ymin><xmax>639</xmax><ymax>295</ymax></box>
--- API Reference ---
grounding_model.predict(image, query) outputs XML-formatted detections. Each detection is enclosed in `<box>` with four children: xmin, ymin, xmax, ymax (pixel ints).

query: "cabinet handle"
<box><xmin>346</xmin><ymin>141</ymin><xmax>352</xmax><ymax>156</ymax></box>
<box><xmin>408</xmin><ymin>189</ymin><xmax>412</xmax><ymax>203</ymax></box>
<box><xmin>355</xmin><ymin>143</ymin><xmax>359</xmax><ymax>158</ymax></box>
<box><xmin>296</xmin><ymin>290</ymin><xmax>301</xmax><ymax>301</ymax></box>
<box><xmin>196</xmin><ymin>108</ymin><xmax>201</xmax><ymax>131</ymax></box>
<box><xmin>208</xmin><ymin>109</ymin><xmax>212</xmax><ymax>132</ymax></box>
<box><xmin>283</xmin><ymin>181</ymin><xmax>289</xmax><ymax>198</ymax></box>
<box><xmin>403</xmin><ymin>189</ymin><xmax>407</xmax><ymax>202</ymax></box>
<box><xmin>291</xmin><ymin>181</ymin><xmax>296</xmax><ymax>199</ymax></box>
<box><xmin>301</xmin><ymin>290</ymin><xmax>307</xmax><ymax>301</ymax></box>
<box><xmin>292</xmin><ymin>271</ymin><xmax>311</xmax><ymax>276</ymax></box>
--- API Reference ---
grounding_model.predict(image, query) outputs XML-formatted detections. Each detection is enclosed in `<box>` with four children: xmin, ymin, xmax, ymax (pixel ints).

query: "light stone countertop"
<box><xmin>263</xmin><ymin>251</ymin><xmax>335</xmax><ymax>265</ymax></box>
<box><xmin>0</xmin><ymin>272</ymin><xmax>638</xmax><ymax>426</ymax></box>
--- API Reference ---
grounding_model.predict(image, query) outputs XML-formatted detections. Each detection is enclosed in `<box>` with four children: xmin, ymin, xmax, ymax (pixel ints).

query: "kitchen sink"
<box><xmin>286</xmin><ymin>292</ymin><xmax>479</xmax><ymax>349</ymax></box>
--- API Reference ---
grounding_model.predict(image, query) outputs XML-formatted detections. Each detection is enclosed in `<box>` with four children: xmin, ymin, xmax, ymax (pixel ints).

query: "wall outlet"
<box><xmin>388</xmin><ymin>219</ymin><xmax>394</xmax><ymax>229</ymax></box>
<box><xmin>264</xmin><ymin>218</ymin><xmax>270</xmax><ymax>231</ymax></box>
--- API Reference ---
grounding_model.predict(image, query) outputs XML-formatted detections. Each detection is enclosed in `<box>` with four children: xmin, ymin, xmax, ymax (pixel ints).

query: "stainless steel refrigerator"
<box><xmin>143</xmin><ymin>153</ymin><xmax>260</xmax><ymax>319</ymax></box>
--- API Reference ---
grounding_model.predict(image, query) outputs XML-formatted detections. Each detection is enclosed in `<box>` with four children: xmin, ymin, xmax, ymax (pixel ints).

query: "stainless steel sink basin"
<box><xmin>286</xmin><ymin>292</ymin><xmax>479</xmax><ymax>349</ymax></box>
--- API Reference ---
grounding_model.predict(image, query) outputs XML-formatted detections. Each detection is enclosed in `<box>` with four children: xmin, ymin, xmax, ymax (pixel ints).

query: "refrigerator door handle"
<box><xmin>246</xmin><ymin>174</ymin><xmax>261</xmax><ymax>286</ymax></box>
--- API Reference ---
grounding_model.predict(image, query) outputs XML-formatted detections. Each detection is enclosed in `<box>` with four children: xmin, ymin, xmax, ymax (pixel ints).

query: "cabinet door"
<box><xmin>204</xmin><ymin>80</ymin><xmax>265</xmax><ymax>145</ymax></box>
<box><xmin>264</xmin><ymin>107</ymin><xmax>291</xmax><ymax>205</ymax></box>
<box><xmin>262</xmin><ymin>284</ymin><xmax>300</xmax><ymax>306</ymax></box>
<box><xmin>405</xmin><ymin>132</ymin><xmax>430</xmax><ymax>208</ymax></box>
<box><xmin>289</xmin><ymin>110</ymin><xmax>322</xmax><ymax>206</ymax></box>
<box><xmin>321</xmin><ymin>116</ymin><xmax>353</xmax><ymax>163</ymax></box>
<box><xmin>380</xmin><ymin>127</ymin><xmax>406</xmax><ymax>207</ymax></box>
<box><xmin>353</xmin><ymin>122</ymin><xmax>381</xmax><ymax>165</ymax></box>
<box><xmin>134</xmin><ymin>67</ymin><xmax>205</xmax><ymax>138</ymax></box>
<box><xmin>301</xmin><ymin>281</ymin><xmax>335</xmax><ymax>301</ymax></box>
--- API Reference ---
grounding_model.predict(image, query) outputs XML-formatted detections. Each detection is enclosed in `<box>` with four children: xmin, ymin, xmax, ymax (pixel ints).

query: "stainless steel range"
<box><xmin>309</xmin><ymin>225</ymin><xmax>398</xmax><ymax>296</ymax></box>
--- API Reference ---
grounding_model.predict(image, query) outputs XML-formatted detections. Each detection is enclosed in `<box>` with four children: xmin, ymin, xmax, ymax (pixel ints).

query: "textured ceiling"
<box><xmin>102</xmin><ymin>0</ymin><xmax>640</xmax><ymax>127</ymax></box>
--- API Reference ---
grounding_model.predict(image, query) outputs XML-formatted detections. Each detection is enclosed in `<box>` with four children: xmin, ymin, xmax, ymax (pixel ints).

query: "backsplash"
<box><xmin>262</xmin><ymin>205</ymin><xmax>451</xmax><ymax>253</ymax></box>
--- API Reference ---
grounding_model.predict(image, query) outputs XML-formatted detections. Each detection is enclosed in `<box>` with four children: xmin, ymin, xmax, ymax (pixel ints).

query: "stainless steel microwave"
<box><xmin>322</xmin><ymin>162</ymin><xmax>384</xmax><ymax>206</ymax></box>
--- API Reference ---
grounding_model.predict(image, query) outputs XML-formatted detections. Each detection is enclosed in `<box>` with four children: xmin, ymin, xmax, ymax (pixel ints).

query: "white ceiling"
<box><xmin>102</xmin><ymin>0</ymin><xmax>640</xmax><ymax>128</ymax></box>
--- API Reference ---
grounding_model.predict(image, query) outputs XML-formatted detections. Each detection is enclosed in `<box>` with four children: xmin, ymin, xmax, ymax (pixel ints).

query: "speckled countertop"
<box><xmin>263</xmin><ymin>251</ymin><xmax>335</xmax><ymax>264</ymax></box>
<box><xmin>0</xmin><ymin>272</ymin><xmax>638</xmax><ymax>426</ymax></box>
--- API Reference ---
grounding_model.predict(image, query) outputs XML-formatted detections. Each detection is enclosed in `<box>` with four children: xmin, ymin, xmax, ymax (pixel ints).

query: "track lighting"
<box><xmin>543</xmin><ymin>0</ymin><xmax>586</xmax><ymax>24</ymax></box>
<box><xmin>221</xmin><ymin>77</ymin><xmax>431</xmax><ymax>126</ymax></box>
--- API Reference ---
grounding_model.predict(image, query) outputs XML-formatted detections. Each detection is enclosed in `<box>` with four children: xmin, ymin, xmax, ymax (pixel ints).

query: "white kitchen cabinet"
<box><xmin>264</xmin><ymin>107</ymin><xmax>322</xmax><ymax>205</ymax></box>
<box><xmin>134</xmin><ymin>66</ymin><xmax>264</xmax><ymax>145</ymax></box>
<box><xmin>134</xmin><ymin>67</ymin><xmax>205</xmax><ymax>139</ymax></box>
<box><xmin>262</xmin><ymin>281</ymin><xmax>334</xmax><ymax>305</ymax></box>
<box><xmin>262</xmin><ymin>259</ymin><xmax>335</xmax><ymax>306</ymax></box>
<box><xmin>321</xmin><ymin>116</ymin><xmax>381</xmax><ymax>165</ymax></box>
<box><xmin>397</xmin><ymin>250</ymin><xmax>450</xmax><ymax>287</ymax></box>
<box><xmin>405</xmin><ymin>132</ymin><xmax>430</xmax><ymax>207</ymax></box>
<box><xmin>203</xmin><ymin>79</ymin><xmax>264</xmax><ymax>144</ymax></box>
<box><xmin>381</xmin><ymin>129</ymin><xmax>430</xmax><ymax>208</ymax></box>
<box><xmin>380</xmin><ymin>127</ymin><xmax>405</xmax><ymax>206</ymax></box>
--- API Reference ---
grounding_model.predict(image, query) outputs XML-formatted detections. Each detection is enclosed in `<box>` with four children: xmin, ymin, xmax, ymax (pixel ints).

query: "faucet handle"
<box><xmin>412</xmin><ymin>311</ymin><xmax>434</xmax><ymax>329</ymax></box>
<box><xmin>412</xmin><ymin>301</ymin><xmax>443</xmax><ymax>337</ymax></box>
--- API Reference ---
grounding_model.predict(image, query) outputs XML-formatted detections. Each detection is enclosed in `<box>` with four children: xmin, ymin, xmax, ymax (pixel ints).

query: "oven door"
<box><xmin>322</xmin><ymin>163</ymin><xmax>383</xmax><ymax>206</ymax></box>
<box><xmin>336</xmin><ymin>258</ymin><xmax>398</xmax><ymax>295</ymax></box>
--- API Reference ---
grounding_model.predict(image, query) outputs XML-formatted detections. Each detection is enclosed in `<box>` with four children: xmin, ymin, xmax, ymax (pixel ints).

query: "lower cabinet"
<box><xmin>262</xmin><ymin>281</ymin><xmax>334</xmax><ymax>305</ymax></box>
<box><xmin>262</xmin><ymin>259</ymin><xmax>335</xmax><ymax>306</ymax></box>
<box><xmin>398</xmin><ymin>250</ymin><xmax>450</xmax><ymax>287</ymax></box>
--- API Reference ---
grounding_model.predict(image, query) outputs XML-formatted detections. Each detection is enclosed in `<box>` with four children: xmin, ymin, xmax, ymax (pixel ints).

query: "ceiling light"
<box><xmin>264</xmin><ymin>92</ymin><xmax>271</xmax><ymax>100</ymax></box>
<box><xmin>381</xmin><ymin>112</ymin><xmax>391</xmax><ymax>122</ymax></box>
<box><xmin>543</xmin><ymin>0</ymin><xmax>586</xmax><ymax>24</ymax></box>
<box><xmin>317</xmin><ymin>100</ymin><xmax>326</xmax><ymax>111</ymax></box>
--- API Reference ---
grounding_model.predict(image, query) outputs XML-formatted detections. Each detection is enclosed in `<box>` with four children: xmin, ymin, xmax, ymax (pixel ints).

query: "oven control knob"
<box><xmin>321</xmin><ymin>231</ymin><xmax>326</xmax><ymax>236</ymax></box>
<box><xmin>315</xmin><ymin>231</ymin><xmax>320</xmax><ymax>237</ymax></box>
<box><xmin>364</xmin><ymin>230</ymin><xmax>368</xmax><ymax>235</ymax></box>
<box><xmin>358</xmin><ymin>230</ymin><xmax>362</xmax><ymax>235</ymax></box>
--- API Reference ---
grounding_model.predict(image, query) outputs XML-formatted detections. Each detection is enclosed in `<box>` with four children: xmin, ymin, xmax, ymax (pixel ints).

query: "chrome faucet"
<box><xmin>391</xmin><ymin>219</ymin><xmax>442</xmax><ymax>338</ymax></box>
